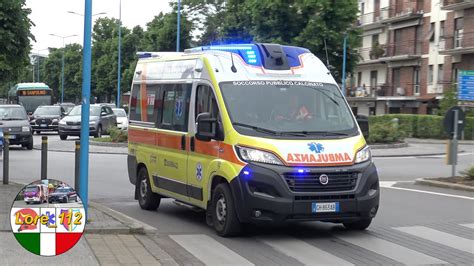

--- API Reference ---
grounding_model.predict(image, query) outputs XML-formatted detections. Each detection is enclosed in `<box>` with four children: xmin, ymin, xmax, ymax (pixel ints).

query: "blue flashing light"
<box><xmin>190</xmin><ymin>44</ymin><xmax>262</xmax><ymax>66</ymax></box>
<box><xmin>240</xmin><ymin>167</ymin><xmax>252</xmax><ymax>180</ymax></box>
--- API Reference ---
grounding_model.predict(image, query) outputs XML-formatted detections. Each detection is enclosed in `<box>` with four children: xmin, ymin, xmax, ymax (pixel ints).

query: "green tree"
<box><xmin>0</xmin><ymin>0</ymin><xmax>35</xmax><ymax>95</ymax></box>
<box><xmin>191</xmin><ymin>0</ymin><xmax>361</xmax><ymax>82</ymax></box>
<box><xmin>438</xmin><ymin>85</ymin><xmax>458</xmax><ymax>116</ymax></box>
<box><xmin>41</xmin><ymin>44</ymin><xmax>83</xmax><ymax>103</ymax></box>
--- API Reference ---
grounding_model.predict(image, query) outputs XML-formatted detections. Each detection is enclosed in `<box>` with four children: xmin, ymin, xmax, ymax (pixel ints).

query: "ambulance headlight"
<box><xmin>355</xmin><ymin>146</ymin><xmax>371</xmax><ymax>163</ymax></box>
<box><xmin>236</xmin><ymin>146</ymin><xmax>283</xmax><ymax>165</ymax></box>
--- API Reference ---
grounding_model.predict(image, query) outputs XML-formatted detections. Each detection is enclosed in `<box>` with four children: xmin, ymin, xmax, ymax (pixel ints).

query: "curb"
<box><xmin>90</xmin><ymin>141</ymin><xmax>127</xmax><ymax>148</ymax></box>
<box><xmin>414</xmin><ymin>178</ymin><xmax>474</xmax><ymax>192</ymax></box>
<box><xmin>369</xmin><ymin>142</ymin><xmax>408</xmax><ymax>150</ymax></box>
<box><xmin>88</xmin><ymin>201</ymin><xmax>157</xmax><ymax>235</ymax></box>
<box><xmin>33</xmin><ymin>146</ymin><xmax>127</xmax><ymax>155</ymax></box>
<box><xmin>406</xmin><ymin>138</ymin><xmax>474</xmax><ymax>145</ymax></box>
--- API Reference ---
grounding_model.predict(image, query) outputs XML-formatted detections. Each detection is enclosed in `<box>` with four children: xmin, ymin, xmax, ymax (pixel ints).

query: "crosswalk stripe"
<box><xmin>336</xmin><ymin>232</ymin><xmax>446</xmax><ymax>265</ymax></box>
<box><xmin>170</xmin><ymin>234</ymin><xmax>253</xmax><ymax>266</ymax></box>
<box><xmin>258</xmin><ymin>236</ymin><xmax>353</xmax><ymax>266</ymax></box>
<box><xmin>395</xmin><ymin>226</ymin><xmax>474</xmax><ymax>254</ymax></box>
<box><xmin>460</xmin><ymin>223</ymin><xmax>474</xmax><ymax>229</ymax></box>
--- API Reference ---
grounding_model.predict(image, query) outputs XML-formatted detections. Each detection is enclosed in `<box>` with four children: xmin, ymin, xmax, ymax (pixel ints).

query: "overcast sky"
<box><xmin>26</xmin><ymin>0</ymin><xmax>172</xmax><ymax>54</ymax></box>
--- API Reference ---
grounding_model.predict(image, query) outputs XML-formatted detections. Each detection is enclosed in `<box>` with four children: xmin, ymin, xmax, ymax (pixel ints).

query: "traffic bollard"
<box><xmin>75</xmin><ymin>140</ymin><xmax>80</xmax><ymax>195</ymax></box>
<box><xmin>3</xmin><ymin>135</ymin><xmax>9</xmax><ymax>185</ymax></box>
<box><xmin>41</xmin><ymin>136</ymin><xmax>48</xmax><ymax>180</ymax></box>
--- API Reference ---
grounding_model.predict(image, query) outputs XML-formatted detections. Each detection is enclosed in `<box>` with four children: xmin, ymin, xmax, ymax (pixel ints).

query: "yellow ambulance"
<box><xmin>127</xmin><ymin>44</ymin><xmax>379</xmax><ymax>236</ymax></box>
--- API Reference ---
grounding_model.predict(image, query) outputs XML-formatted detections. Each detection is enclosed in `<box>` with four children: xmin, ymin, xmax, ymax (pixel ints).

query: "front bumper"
<box><xmin>229</xmin><ymin>161</ymin><xmax>379</xmax><ymax>224</ymax></box>
<box><xmin>58</xmin><ymin>125</ymin><xmax>98</xmax><ymax>136</ymax></box>
<box><xmin>6</xmin><ymin>132</ymin><xmax>32</xmax><ymax>145</ymax></box>
<box><xmin>24</xmin><ymin>197</ymin><xmax>40</xmax><ymax>203</ymax></box>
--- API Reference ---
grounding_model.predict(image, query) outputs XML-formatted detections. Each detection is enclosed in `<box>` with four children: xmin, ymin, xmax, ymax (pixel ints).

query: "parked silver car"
<box><xmin>58</xmin><ymin>104</ymin><xmax>117</xmax><ymax>140</ymax></box>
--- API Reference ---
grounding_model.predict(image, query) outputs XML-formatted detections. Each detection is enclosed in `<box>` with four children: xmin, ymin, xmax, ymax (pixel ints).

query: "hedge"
<box><xmin>369</xmin><ymin>114</ymin><xmax>474</xmax><ymax>140</ymax></box>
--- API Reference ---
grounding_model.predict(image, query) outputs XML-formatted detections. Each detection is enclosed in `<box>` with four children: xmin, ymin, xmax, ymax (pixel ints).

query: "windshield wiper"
<box><xmin>232</xmin><ymin>122</ymin><xmax>280</xmax><ymax>135</ymax></box>
<box><xmin>282</xmin><ymin>131</ymin><xmax>349</xmax><ymax>136</ymax></box>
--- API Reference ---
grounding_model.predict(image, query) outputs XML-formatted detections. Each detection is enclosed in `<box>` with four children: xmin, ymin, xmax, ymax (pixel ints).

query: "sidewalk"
<box><xmin>33</xmin><ymin>139</ymin><xmax>127</xmax><ymax>155</ymax></box>
<box><xmin>0</xmin><ymin>183</ymin><xmax>175</xmax><ymax>265</ymax></box>
<box><xmin>34</xmin><ymin>137</ymin><xmax>474</xmax><ymax>157</ymax></box>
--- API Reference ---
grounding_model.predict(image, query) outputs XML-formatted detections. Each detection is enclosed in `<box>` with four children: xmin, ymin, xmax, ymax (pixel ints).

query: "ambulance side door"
<box><xmin>187</xmin><ymin>83</ymin><xmax>221</xmax><ymax>207</ymax></box>
<box><xmin>154</xmin><ymin>83</ymin><xmax>192</xmax><ymax>202</ymax></box>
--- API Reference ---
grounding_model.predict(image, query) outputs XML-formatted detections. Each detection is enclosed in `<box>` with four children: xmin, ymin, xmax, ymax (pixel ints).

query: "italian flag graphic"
<box><xmin>10</xmin><ymin>207</ymin><xmax>85</xmax><ymax>256</ymax></box>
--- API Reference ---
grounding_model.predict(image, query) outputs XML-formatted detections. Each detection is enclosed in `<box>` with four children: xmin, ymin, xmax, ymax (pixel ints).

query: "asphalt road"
<box><xmin>2</xmin><ymin>134</ymin><xmax>474</xmax><ymax>265</ymax></box>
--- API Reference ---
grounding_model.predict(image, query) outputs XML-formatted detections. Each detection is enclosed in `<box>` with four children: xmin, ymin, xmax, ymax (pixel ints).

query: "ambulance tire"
<box><xmin>343</xmin><ymin>218</ymin><xmax>372</xmax><ymax>230</ymax></box>
<box><xmin>212</xmin><ymin>183</ymin><xmax>242</xmax><ymax>237</ymax></box>
<box><xmin>137</xmin><ymin>167</ymin><xmax>161</xmax><ymax>210</ymax></box>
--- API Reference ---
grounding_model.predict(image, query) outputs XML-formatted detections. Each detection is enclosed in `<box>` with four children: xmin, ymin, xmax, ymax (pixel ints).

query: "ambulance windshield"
<box><xmin>220</xmin><ymin>81</ymin><xmax>357</xmax><ymax>138</ymax></box>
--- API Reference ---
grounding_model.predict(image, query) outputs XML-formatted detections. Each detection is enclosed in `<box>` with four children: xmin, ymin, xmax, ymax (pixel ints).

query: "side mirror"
<box><xmin>356</xmin><ymin>115</ymin><xmax>369</xmax><ymax>139</ymax></box>
<box><xmin>100</xmin><ymin>111</ymin><xmax>107</xmax><ymax>117</ymax></box>
<box><xmin>195</xmin><ymin>112</ymin><xmax>217</xmax><ymax>142</ymax></box>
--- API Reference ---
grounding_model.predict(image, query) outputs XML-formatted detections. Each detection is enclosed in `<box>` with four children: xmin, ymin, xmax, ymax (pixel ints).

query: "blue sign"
<box><xmin>458</xmin><ymin>70</ymin><xmax>474</xmax><ymax>101</ymax></box>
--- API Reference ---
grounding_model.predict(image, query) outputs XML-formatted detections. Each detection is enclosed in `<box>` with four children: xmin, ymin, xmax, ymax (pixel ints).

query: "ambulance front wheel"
<box><xmin>212</xmin><ymin>183</ymin><xmax>242</xmax><ymax>237</ymax></box>
<box><xmin>137</xmin><ymin>167</ymin><xmax>161</xmax><ymax>210</ymax></box>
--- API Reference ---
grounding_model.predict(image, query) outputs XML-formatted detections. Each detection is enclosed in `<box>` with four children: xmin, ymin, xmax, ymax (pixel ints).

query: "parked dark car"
<box><xmin>30</xmin><ymin>105</ymin><xmax>67</xmax><ymax>134</ymax></box>
<box><xmin>58</xmin><ymin>104</ymin><xmax>117</xmax><ymax>140</ymax></box>
<box><xmin>48</xmin><ymin>187</ymin><xmax>78</xmax><ymax>203</ymax></box>
<box><xmin>0</xmin><ymin>105</ymin><xmax>33</xmax><ymax>149</ymax></box>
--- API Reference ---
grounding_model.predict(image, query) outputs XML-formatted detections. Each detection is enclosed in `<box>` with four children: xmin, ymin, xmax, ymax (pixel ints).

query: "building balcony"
<box><xmin>379</xmin><ymin>41</ymin><xmax>422</xmax><ymax>62</ymax></box>
<box><xmin>357</xmin><ymin>10</ymin><xmax>389</xmax><ymax>30</ymax></box>
<box><xmin>440</xmin><ymin>32</ymin><xmax>474</xmax><ymax>55</ymax></box>
<box><xmin>356</xmin><ymin>45</ymin><xmax>388</xmax><ymax>65</ymax></box>
<box><xmin>441</xmin><ymin>0</ymin><xmax>474</xmax><ymax>11</ymax></box>
<box><xmin>380</xmin><ymin>5</ymin><xmax>424</xmax><ymax>24</ymax></box>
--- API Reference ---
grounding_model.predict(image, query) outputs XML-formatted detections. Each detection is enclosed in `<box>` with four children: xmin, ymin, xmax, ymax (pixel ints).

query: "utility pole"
<box><xmin>177</xmin><ymin>0</ymin><xmax>181</xmax><ymax>52</ymax></box>
<box><xmin>117</xmin><ymin>0</ymin><xmax>122</xmax><ymax>107</ymax></box>
<box><xmin>341</xmin><ymin>33</ymin><xmax>348</xmax><ymax>97</ymax></box>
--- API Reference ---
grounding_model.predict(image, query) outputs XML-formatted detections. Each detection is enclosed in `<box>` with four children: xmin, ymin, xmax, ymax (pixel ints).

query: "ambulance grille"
<box><xmin>284</xmin><ymin>172</ymin><xmax>358</xmax><ymax>192</ymax></box>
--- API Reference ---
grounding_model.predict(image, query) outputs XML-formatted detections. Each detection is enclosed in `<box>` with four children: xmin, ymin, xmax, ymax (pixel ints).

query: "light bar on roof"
<box><xmin>188</xmin><ymin>44</ymin><xmax>262</xmax><ymax>66</ymax></box>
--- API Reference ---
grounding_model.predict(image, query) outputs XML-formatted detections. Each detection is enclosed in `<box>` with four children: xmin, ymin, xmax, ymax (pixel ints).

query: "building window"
<box><xmin>428</xmin><ymin>65</ymin><xmax>434</xmax><ymax>85</ymax></box>
<box><xmin>394</xmin><ymin>29</ymin><xmax>402</xmax><ymax>55</ymax></box>
<box><xmin>357</xmin><ymin>72</ymin><xmax>362</xmax><ymax>87</ymax></box>
<box><xmin>413</xmin><ymin>67</ymin><xmax>420</xmax><ymax>95</ymax></box>
<box><xmin>361</xmin><ymin>2</ymin><xmax>365</xmax><ymax>15</ymax></box>
<box><xmin>429</xmin><ymin>22</ymin><xmax>435</xmax><ymax>42</ymax></box>
<box><xmin>452</xmin><ymin>66</ymin><xmax>459</xmax><ymax>83</ymax></box>
<box><xmin>455</xmin><ymin>17</ymin><xmax>464</xmax><ymax>48</ymax></box>
<box><xmin>370</xmin><ymin>70</ymin><xmax>378</xmax><ymax>96</ymax></box>
<box><xmin>372</xmin><ymin>34</ymin><xmax>379</xmax><ymax>46</ymax></box>
<box><xmin>440</xmin><ymin>21</ymin><xmax>445</xmax><ymax>39</ymax></box>
<box><xmin>438</xmin><ymin>64</ymin><xmax>444</xmax><ymax>84</ymax></box>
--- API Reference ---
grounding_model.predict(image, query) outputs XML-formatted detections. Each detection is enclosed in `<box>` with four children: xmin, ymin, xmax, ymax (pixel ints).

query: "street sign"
<box><xmin>443</xmin><ymin>106</ymin><xmax>465</xmax><ymax>139</ymax></box>
<box><xmin>458</xmin><ymin>70</ymin><xmax>474</xmax><ymax>101</ymax></box>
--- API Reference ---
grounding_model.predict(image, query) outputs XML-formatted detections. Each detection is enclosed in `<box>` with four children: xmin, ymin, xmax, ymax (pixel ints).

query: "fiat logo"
<box><xmin>319</xmin><ymin>174</ymin><xmax>329</xmax><ymax>185</ymax></box>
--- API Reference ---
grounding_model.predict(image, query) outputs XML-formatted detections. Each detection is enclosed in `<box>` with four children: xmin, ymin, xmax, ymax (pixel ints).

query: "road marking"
<box><xmin>460</xmin><ymin>223</ymin><xmax>474</xmax><ymax>229</ymax></box>
<box><xmin>380</xmin><ymin>181</ymin><xmax>474</xmax><ymax>201</ymax></box>
<box><xmin>395</xmin><ymin>226</ymin><xmax>474</xmax><ymax>254</ymax></box>
<box><xmin>258</xmin><ymin>236</ymin><xmax>353</xmax><ymax>266</ymax></box>
<box><xmin>170</xmin><ymin>234</ymin><xmax>253</xmax><ymax>266</ymax></box>
<box><xmin>336</xmin><ymin>232</ymin><xmax>446</xmax><ymax>265</ymax></box>
<box><xmin>373</xmin><ymin>152</ymin><xmax>474</xmax><ymax>159</ymax></box>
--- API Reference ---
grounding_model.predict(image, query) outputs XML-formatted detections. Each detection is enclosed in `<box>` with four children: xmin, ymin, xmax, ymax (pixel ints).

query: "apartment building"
<box><xmin>349</xmin><ymin>0</ymin><xmax>474</xmax><ymax>116</ymax></box>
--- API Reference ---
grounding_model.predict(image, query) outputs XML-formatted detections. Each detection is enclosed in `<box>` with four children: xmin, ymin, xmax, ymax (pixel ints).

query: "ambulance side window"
<box><xmin>159</xmin><ymin>84</ymin><xmax>191</xmax><ymax>132</ymax></box>
<box><xmin>195</xmin><ymin>85</ymin><xmax>219</xmax><ymax>120</ymax></box>
<box><xmin>129</xmin><ymin>84</ymin><xmax>161</xmax><ymax>123</ymax></box>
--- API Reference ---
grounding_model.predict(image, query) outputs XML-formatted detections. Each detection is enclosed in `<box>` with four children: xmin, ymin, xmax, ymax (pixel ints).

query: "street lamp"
<box><xmin>117</xmin><ymin>0</ymin><xmax>122</xmax><ymax>107</ymax></box>
<box><xmin>32</xmin><ymin>48</ymin><xmax>49</xmax><ymax>82</ymax></box>
<box><xmin>49</xmin><ymin>34</ymin><xmax>78</xmax><ymax>103</ymax></box>
<box><xmin>67</xmin><ymin>11</ymin><xmax>107</xmax><ymax>17</ymax></box>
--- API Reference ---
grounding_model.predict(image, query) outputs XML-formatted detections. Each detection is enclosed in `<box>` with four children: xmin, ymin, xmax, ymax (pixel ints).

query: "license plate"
<box><xmin>41</xmin><ymin>124</ymin><xmax>47</xmax><ymax>127</ymax></box>
<box><xmin>7</xmin><ymin>135</ymin><xmax>16</xmax><ymax>139</ymax></box>
<box><xmin>312</xmin><ymin>202</ymin><xmax>339</xmax><ymax>213</ymax></box>
<box><xmin>70</xmin><ymin>126</ymin><xmax>80</xmax><ymax>129</ymax></box>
